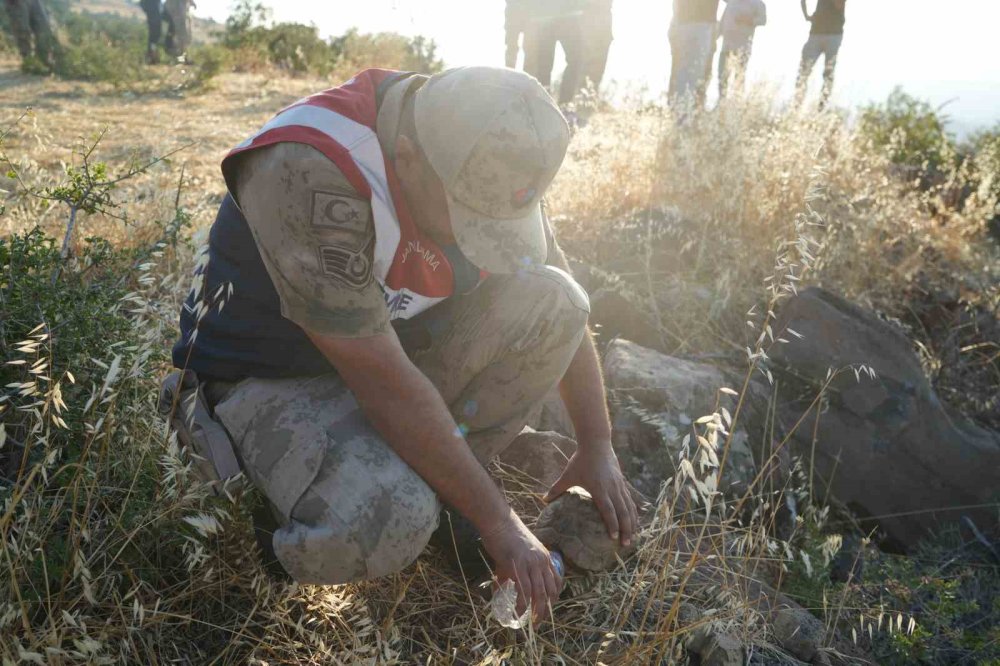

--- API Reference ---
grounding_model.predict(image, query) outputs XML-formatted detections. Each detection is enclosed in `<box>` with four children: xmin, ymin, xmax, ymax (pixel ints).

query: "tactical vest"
<box><xmin>223</xmin><ymin>68</ymin><xmax>461</xmax><ymax>320</ymax></box>
<box><xmin>172</xmin><ymin>70</ymin><xmax>466</xmax><ymax>380</ymax></box>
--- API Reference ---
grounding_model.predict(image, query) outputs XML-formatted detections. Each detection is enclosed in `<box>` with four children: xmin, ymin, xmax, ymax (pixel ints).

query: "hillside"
<box><xmin>1</xmin><ymin>32</ymin><xmax>999</xmax><ymax>666</ymax></box>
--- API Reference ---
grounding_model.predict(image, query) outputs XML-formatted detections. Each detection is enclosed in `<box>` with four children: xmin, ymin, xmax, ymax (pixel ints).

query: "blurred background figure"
<box><xmin>717</xmin><ymin>0</ymin><xmax>766</xmax><ymax>98</ymax></box>
<box><xmin>140</xmin><ymin>0</ymin><xmax>163</xmax><ymax>63</ymax></box>
<box><xmin>795</xmin><ymin>0</ymin><xmax>846</xmax><ymax>108</ymax></box>
<box><xmin>2</xmin><ymin>0</ymin><xmax>58</xmax><ymax>70</ymax></box>
<box><xmin>515</xmin><ymin>0</ymin><xmax>614</xmax><ymax>106</ymax></box>
<box><xmin>504</xmin><ymin>0</ymin><xmax>528</xmax><ymax>68</ymax></box>
<box><xmin>668</xmin><ymin>0</ymin><xmax>720</xmax><ymax>110</ymax></box>
<box><xmin>163</xmin><ymin>0</ymin><xmax>195</xmax><ymax>59</ymax></box>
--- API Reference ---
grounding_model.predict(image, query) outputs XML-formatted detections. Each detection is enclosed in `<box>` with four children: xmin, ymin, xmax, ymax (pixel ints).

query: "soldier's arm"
<box><xmin>233</xmin><ymin>142</ymin><xmax>560</xmax><ymax>620</ymax></box>
<box><xmin>543</xmin><ymin>222</ymin><xmax>639</xmax><ymax>546</ymax></box>
<box><xmin>305</xmin><ymin>327</ymin><xmax>560</xmax><ymax>620</ymax></box>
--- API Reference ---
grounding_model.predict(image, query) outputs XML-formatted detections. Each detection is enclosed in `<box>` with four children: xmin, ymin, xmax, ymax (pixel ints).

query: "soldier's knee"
<box><xmin>273</xmin><ymin>481</ymin><xmax>440</xmax><ymax>585</ymax></box>
<box><xmin>521</xmin><ymin>265</ymin><xmax>590</xmax><ymax>329</ymax></box>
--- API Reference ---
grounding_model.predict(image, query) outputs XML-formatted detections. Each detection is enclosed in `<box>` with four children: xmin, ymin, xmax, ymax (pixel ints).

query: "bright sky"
<box><xmin>193</xmin><ymin>0</ymin><xmax>1000</xmax><ymax>136</ymax></box>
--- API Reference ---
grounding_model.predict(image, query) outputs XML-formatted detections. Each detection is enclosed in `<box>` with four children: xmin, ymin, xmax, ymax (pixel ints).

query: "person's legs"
<box><xmin>162</xmin><ymin>2</ymin><xmax>175</xmax><ymax>56</ymax></box>
<box><xmin>420</xmin><ymin>264</ymin><xmax>589</xmax><ymax>575</ymax></box>
<box><xmin>412</xmin><ymin>265</ymin><xmax>590</xmax><ymax>464</ymax></box>
<box><xmin>819</xmin><ymin>34</ymin><xmax>843</xmax><ymax>109</ymax></box>
<box><xmin>668</xmin><ymin>23</ymin><xmax>681</xmax><ymax>101</ymax></box>
<box><xmin>140</xmin><ymin>0</ymin><xmax>162</xmax><ymax>62</ymax></box>
<box><xmin>556</xmin><ymin>14</ymin><xmax>587</xmax><ymax>105</ymax></box>
<box><xmin>583</xmin><ymin>9</ymin><xmax>613</xmax><ymax>92</ymax></box>
<box><xmin>3</xmin><ymin>0</ymin><xmax>33</xmax><ymax>60</ymax></box>
<box><xmin>717</xmin><ymin>47</ymin><xmax>731</xmax><ymax>99</ymax></box>
<box><xmin>696</xmin><ymin>24</ymin><xmax>718</xmax><ymax>109</ymax></box>
<box><xmin>163</xmin><ymin>0</ymin><xmax>191</xmax><ymax>56</ymax></box>
<box><xmin>522</xmin><ymin>18</ymin><xmax>558</xmax><ymax>88</ymax></box>
<box><xmin>668</xmin><ymin>23</ymin><xmax>715</xmax><ymax>111</ymax></box>
<box><xmin>26</xmin><ymin>0</ymin><xmax>55</xmax><ymax>67</ymax></box>
<box><xmin>214</xmin><ymin>374</ymin><xmax>442</xmax><ymax>584</ymax></box>
<box><xmin>213</xmin><ymin>265</ymin><xmax>590</xmax><ymax>584</ymax></box>
<box><xmin>795</xmin><ymin>35</ymin><xmax>822</xmax><ymax>106</ymax></box>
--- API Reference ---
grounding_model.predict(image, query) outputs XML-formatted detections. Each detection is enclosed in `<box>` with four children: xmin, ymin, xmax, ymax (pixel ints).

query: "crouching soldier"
<box><xmin>162</xmin><ymin>67</ymin><xmax>637</xmax><ymax>620</ymax></box>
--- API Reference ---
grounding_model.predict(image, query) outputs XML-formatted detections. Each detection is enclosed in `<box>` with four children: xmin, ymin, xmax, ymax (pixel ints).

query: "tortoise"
<box><xmin>533</xmin><ymin>487</ymin><xmax>637</xmax><ymax>572</ymax></box>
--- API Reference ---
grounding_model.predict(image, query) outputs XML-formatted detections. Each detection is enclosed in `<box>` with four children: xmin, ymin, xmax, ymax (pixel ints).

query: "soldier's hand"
<box><xmin>544</xmin><ymin>443</ymin><xmax>639</xmax><ymax>548</ymax></box>
<box><xmin>481</xmin><ymin>509</ymin><xmax>562</xmax><ymax>625</ymax></box>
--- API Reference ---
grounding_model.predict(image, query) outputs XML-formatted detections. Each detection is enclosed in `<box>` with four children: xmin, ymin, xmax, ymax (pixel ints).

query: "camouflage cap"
<box><xmin>413</xmin><ymin>66</ymin><xmax>570</xmax><ymax>274</ymax></box>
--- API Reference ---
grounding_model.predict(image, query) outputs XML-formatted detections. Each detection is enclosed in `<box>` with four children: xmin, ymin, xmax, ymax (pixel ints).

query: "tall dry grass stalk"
<box><xmin>548</xmin><ymin>84</ymin><xmax>999</xmax><ymax>357</ymax></box>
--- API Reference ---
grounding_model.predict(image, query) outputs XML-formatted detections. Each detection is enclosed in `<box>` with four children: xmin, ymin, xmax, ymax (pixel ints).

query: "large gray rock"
<box><xmin>497</xmin><ymin>429</ymin><xmax>577</xmax><ymax>493</ymax></box>
<box><xmin>527</xmin><ymin>391</ymin><xmax>576</xmax><ymax>439</ymax></box>
<box><xmin>603</xmin><ymin>340</ymin><xmax>770</xmax><ymax>499</ymax></box>
<box><xmin>771</xmin><ymin>287</ymin><xmax>1000</xmax><ymax>549</ymax></box>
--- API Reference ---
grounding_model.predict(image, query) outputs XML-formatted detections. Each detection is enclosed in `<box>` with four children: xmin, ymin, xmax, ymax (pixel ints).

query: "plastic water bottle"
<box><xmin>490</xmin><ymin>551</ymin><xmax>565</xmax><ymax>629</ymax></box>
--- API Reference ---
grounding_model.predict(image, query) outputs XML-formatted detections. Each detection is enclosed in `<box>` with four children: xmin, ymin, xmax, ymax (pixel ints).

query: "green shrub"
<box><xmin>331</xmin><ymin>28</ymin><xmax>444</xmax><ymax>75</ymax></box>
<box><xmin>54</xmin><ymin>10</ymin><xmax>149</xmax><ymax>83</ymax></box>
<box><xmin>220</xmin><ymin>0</ymin><xmax>444</xmax><ymax>76</ymax></box>
<box><xmin>966</xmin><ymin>124</ymin><xmax>1000</xmax><ymax>221</ymax></box>
<box><xmin>0</xmin><ymin>132</ymin><xmax>266</xmax><ymax>660</ymax></box>
<box><xmin>858</xmin><ymin>88</ymin><xmax>956</xmax><ymax>177</ymax></box>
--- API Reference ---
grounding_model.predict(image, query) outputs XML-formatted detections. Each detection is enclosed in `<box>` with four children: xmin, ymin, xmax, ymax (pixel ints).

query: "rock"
<box><xmin>527</xmin><ymin>391</ymin><xmax>576</xmax><ymax>438</ymax></box>
<box><xmin>589</xmin><ymin>286</ymin><xmax>664</xmax><ymax>351</ymax></box>
<box><xmin>497</xmin><ymin>429</ymin><xmax>577</xmax><ymax>493</ymax></box>
<box><xmin>533</xmin><ymin>487</ymin><xmax>635</xmax><ymax>571</ymax></box>
<box><xmin>603</xmin><ymin>339</ymin><xmax>768</xmax><ymax>499</ymax></box>
<box><xmin>771</xmin><ymin>604</ymin><xmax>825</xmax><ymax>663</ymax></box>
<box><xmin>829</xmin><ymin>534</ymin><xmax>865</xmax><ymax>584</ymax></box>
<box><xmin>770</xmin><ymin>287</ymin><xmax>1000</xmax><ymax>550</ymax></box>
<box><xmin>686</xmin><ymin>625</ymin><xmax>744</xmax><ymax>666</ymax></box>
<box><xmin>743</xmin><ymin>579</ymin><xmax>827</xmax><ymax>664</ymax></box>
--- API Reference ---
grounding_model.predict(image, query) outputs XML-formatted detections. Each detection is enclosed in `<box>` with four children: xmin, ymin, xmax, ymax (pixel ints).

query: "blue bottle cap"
<box><xmin>550</xmin><ymin>550</ymin><xmax>565</xmax><ymax>578</ymax></box>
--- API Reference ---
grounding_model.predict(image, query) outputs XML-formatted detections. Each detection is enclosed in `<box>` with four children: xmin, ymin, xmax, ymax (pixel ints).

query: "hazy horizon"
<box><xmin>192</xmin><ymin>0</ymin><xmax>1000</xmax><ymax>137</ymax></box>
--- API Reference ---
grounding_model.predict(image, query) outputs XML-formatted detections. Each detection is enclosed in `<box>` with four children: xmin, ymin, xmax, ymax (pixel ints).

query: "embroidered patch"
<box><xmin>318</xmin><ymin>234</ymin><xmax>375</xmax><ymax>288</ymax></box>
<box><xmin>311</xmin><ymin>191</ymin><xmax>370</xmax><ymax>232</ymax></box>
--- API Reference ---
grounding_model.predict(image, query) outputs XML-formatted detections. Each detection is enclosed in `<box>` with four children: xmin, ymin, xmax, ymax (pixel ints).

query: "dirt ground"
<box><xmin>1</xmin><ymin>56</ymin><xmax>331</xmax><ymax>237</ymax></box>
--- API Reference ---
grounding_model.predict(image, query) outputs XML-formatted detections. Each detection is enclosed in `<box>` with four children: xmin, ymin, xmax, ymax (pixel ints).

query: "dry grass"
<box><xmin>2</xmin><ymin>58</ymin><xmax>998</xmax><ymax>664</ymax></box>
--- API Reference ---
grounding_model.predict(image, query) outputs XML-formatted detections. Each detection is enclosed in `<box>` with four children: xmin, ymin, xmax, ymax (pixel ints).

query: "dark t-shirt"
<box><xmin>673</xmin><ymin>0</ymin><xmax>721</xmax><ymax>24</ymax></box>
<box><xmin>810</xmin><ymin>0</ymin><xmax>846</xmax><ymax>35</ymax></box>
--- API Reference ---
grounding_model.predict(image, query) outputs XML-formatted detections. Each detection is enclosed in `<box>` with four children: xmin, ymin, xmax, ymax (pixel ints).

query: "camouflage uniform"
<box><xmin>194</xmin><ymin>73</ymin><xmax>586</xmax><ymax>584</ymax></box>
<box><xmin>212</xmin><ymin>263</ymin><xmax>588</xmax><ymax>582</ymax></box>
<box><xmin>163</xmin><ymin>0</ymin><xmax>192</xmax><ymax>58</ymax></box>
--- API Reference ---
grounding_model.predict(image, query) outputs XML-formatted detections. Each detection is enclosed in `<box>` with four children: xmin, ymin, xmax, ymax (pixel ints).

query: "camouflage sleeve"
<box><xmin>229</xmin><ymin>142</ymin><xmax>390</xmax><ymax>338</ymax></box>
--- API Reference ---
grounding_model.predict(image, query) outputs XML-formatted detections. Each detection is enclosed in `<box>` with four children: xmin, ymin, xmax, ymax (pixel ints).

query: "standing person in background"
<box><xmin>717</xmin><ymin>0</ymin><xmax>766</xmax><ymax>99</ymax></box>
<box><xmin>578</xmin><ymin>0</ymin><xmax>613</xmax><ymax>100</ymax></box>
<box><xmin>2</xmin><ymin>0</ymin><xmax>58</xmax><ymax>71</ymax></box>
<box><xmin>521</xmin><ymin>0</ymin><xmax>613</xmax><ymax>107</ymax></box>
<box><xmin>505</xmin><ymin>0</ymin><xmax>529</xmax><ymax>69</ymax></box>
<box><xmin>140</xmin><ymin>0</ymin><xmax>163</xmax><ymax>64</ymax></box>
<box><xmin>668</xmin><ymin>0</ymin><xmax>721</xmax><ymax>110</ymax></box>
<box><xmin>163</xmin><ymin>0</ymin><xmax>195</xmax><ymax>59</ymax></box>
<box><xmin>795</xmin><ymin>0</ymin><xmax>846</xmax><ymax>108</ymax></box>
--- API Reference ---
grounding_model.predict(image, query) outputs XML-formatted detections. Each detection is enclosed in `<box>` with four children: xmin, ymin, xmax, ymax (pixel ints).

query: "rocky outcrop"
<box><xmin>602</xmin><ymin>340</ymin><xmax>781</xmax><ymax>500</ymax></box>
<box><xmin>497</xmin><ymin>429</ymin><xmax>577</xmax><ymax>493</ymax></box>
<box><xmin>770</xmin><ymin>287</ymin><xmax>1000</xmax><ymax>549</ymax></box>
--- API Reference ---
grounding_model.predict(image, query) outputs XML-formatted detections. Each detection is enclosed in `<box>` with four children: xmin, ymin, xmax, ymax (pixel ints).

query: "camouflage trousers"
<box><xmin>212</xmin><ymin>266</ymin><xmax>589</xmax><ymax>584</ymax></box>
